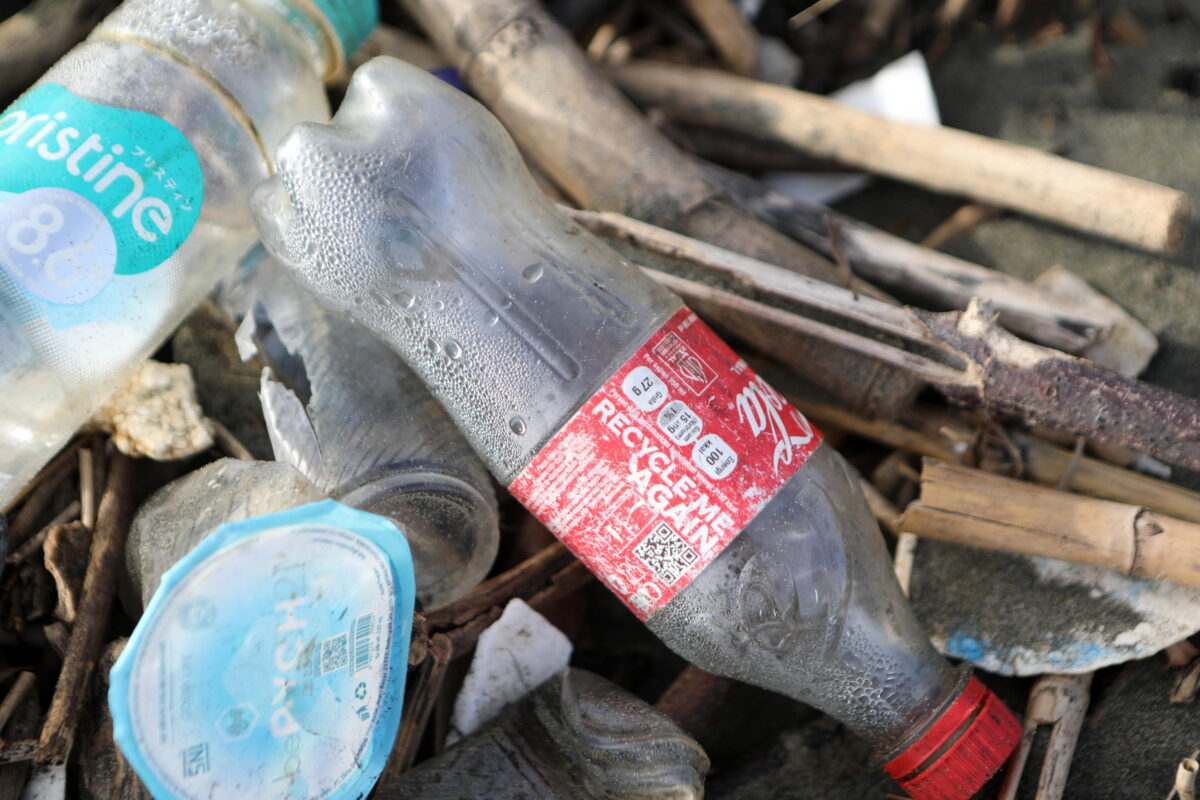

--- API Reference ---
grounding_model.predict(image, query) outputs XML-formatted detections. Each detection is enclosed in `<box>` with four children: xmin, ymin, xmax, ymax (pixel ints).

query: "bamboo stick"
<box><xmin>612</xmin><ymin>60</ymin><xmax>1191</xmax><ymax>254</ymax></box>
<box><xmin>901</xmin><ymin>460</ymin><xmax>1200</xmax><ymax>589</ymax></box>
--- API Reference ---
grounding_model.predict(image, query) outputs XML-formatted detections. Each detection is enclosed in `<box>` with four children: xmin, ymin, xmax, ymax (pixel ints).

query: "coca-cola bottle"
<box><xmin>251</xmin><ymin>56</ymin><xmax>1020</xmax><ymax>798</ymax></box>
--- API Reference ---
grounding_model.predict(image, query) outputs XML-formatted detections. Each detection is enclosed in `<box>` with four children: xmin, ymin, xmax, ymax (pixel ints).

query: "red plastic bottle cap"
<box><xmin>884</xmin><ymin>675</ymin><xmax>1021</xmax><ymax>800</ymax></box>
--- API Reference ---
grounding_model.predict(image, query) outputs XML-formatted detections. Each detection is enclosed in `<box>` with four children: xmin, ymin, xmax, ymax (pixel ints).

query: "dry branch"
<box><xmin>612</xmin><ymin>60</ymin><xmax>1191</xmax><ymax>253</ymax></box>
<box><xmin>678</xmin><ymin>0</ymin><xmax>759</xmax><ymax>75</ymax></box>
<box><xmin>703</xmin><ymin>167</ymin><xmax>1121</xmax><ymax>355</ymax></box>
<box><xmin>901</xmin><ymin>460</ymin><xmax>1200</xmax><ymax>588</ymax></box>
<box><xmin>37</xmin><ymin>454</ymin><xmax>135</xmax><ymax>764</ymax></box>
<box><xmin>568</xmin><ymin>207</ymin><xmax>1200</xmax><ymax>468</ymax></box>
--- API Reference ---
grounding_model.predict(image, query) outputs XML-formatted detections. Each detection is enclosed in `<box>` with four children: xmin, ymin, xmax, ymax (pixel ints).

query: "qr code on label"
<box><xmin>634</xmin><ymin>522</ymin><xmax>699</xmax><ymax>584</ymax></box>
<box><xmin>320</xmin><ymin>632</ymin><xmax>349</xmax><ymax>674</ymax></box>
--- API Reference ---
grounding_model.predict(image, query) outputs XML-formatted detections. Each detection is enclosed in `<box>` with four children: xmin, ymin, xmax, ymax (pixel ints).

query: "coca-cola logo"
<box><xmin>735</xmin><ymin>375</ymin><xmax>815</xmax><ymax>473</ymax></box>
<box><xmin>652</xmin><ymin>333</ymin><xmax>715</xmax><ymax>394</ymax></box>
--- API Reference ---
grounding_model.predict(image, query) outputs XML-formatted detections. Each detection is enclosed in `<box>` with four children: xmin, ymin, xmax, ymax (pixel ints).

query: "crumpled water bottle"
<box><xmin>252</xmin><ymin>57</ymin><xmax>1020</xmax><ymax>799</ymax></box>
<box><xmin>380</xmin><ymin>668</ymin><xmax>709</xmax><ymax>799</ymax></box>
<box><xmin>0</xmin><ymin>0</ymin><xmax>377</xmax><ymax>507</ymax></box>
<box><xmin>233</xmin><ymin>245</ymin><xmax>500</xmax><ymax>609</ymax></box>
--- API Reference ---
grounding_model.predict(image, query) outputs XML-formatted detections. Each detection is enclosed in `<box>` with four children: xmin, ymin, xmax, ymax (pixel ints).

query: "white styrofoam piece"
<box><xmin>763</xmin><ymin>51</ymin><xmax>941</xmax><ymax>204</ymax></box>
<box><xmin>447</xmin><ymin>598</ymin><xmax>573</xmax><ymax>744</ymax></box>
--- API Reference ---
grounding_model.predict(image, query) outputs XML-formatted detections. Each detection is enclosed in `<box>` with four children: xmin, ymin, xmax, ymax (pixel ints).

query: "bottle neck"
<box><xmin>248</xmin><ymin>0</ymin><xmax>344</xmax><ymax>80</ymax></box>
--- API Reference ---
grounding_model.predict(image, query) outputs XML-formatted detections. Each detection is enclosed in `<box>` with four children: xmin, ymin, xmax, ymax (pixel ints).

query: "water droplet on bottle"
<box><xmin>509</xmin><ymin>416</ymin><xmax>527</xmax><ymax>436</ymax></box>
<box><xmin>432</xmin><ymin>299</ymin><xmax>445</xmax><ymax>311</ymax></box>
<box><xmin>426</xmin><ymin>337</ymin><xmax>441</xmax><ymax>355</ymax></box>
<box><xmin>521</xmin><ymin>263</ymin><xmax>544</xmax><ymax>282</ymax></box>
<box><xmin>395</xmin><ymin>289</ymin><xmax>415</xmax><ymax>309</ymax></box>
<box><xmin>444</xmin><ymin>338</ymin><xmax>463</xmax><ymax>360</ymax></box>
<box><xmin>500</xmin><ymin>298</ymin><xmax>513</xmax><ymax>310</ymax></box>
<box><xmin>484</xmin><ymin>311</ymin><xmax>499</xmax><ymax>325</ymax></box>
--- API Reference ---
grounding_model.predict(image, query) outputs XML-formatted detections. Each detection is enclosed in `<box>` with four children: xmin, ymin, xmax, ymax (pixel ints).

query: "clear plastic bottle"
<box><xmin>0</xmin><ymin>0</ymin><xmax>377</xmax><ymax>507</ymax></box>
<box><xmin>379</xmin><ymin>668</ymin><xmax>709</xmax><ymax>799</ymax></box>
<box><xmin>235</xmin><ymin>246</ymin><xmax>500</xmax><ymax>609</ymax></box>
<box><xmin>253</xmin><ymin>57</ymin><xmax>1020</xmax><ymax>799</ymax></box>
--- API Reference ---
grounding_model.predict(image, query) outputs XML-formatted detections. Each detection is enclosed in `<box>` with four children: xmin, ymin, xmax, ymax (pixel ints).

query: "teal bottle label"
<box><xmin>109</xmin><ymin>500</ymin><xmax>416</xmax><ymax>800</ymax></box>
<box><xmin>0</xmin><ymin>83</ymin><xmax>202</xmax><ymax>309</ymax></box>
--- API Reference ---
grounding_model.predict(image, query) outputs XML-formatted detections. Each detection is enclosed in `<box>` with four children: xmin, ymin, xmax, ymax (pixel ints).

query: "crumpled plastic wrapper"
<box><xmin>92</xmin><ymin>361</ymin><xmax>213</xmax><ymax>460</ymax></box>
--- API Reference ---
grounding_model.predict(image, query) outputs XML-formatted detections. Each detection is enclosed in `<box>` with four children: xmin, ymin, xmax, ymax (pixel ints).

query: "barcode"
<box><xmin>634</xmin><ymin>522</ymin><xmax>699</xmax><ymax>584</ymax></box>
<box><xmin>352</xmin><ymin>613</ymin><xmax>373</xmax><ymax>673</ymax></box>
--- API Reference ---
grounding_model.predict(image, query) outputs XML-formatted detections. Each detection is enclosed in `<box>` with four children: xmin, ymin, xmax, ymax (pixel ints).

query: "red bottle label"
<box><xmin>509</xmin><ymin>308</ymin><xmax>822</xmax><ymax>620</ymax></box>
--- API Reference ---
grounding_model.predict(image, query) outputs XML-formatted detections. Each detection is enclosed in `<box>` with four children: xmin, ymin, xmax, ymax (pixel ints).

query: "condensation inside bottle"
<box><xmin>252</xmin><ymin>56</ymin><xmax>960</xmax><ymax>756</ymax></box>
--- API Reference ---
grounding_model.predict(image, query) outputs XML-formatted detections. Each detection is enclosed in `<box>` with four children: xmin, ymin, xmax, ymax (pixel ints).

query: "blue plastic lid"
<box><xmin>109</xmin><ymin>500</ymin><xmax>414</xmax><ymax>800</ymax></box>
<box><xmin>310</xmin><ymin>0</ymin><xmax>378</xmax><ymax>58</ymax></box>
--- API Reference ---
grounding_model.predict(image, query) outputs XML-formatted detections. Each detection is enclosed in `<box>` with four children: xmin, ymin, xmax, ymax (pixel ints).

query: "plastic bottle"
<box><xmin>235</xmin><ymin>245</ymin><xmax>499</xmax><ymax>609</ymax></box>
<box><xmin>379</xmin><ymin>668</ymin><xmax>709</xmax><ymax>799</ymax></box>
<box><xmin>0</xmin><ymin>0</ymin><xmax>377</xmax><ymax>508</ymax></box>
<box><xmin>113</xmin><ymin>493</ymin><xmax>415</xmax><ymax>800</ymax></box>
<box><xmin>253</xmin><ymin>57</ymin><xmax>1021</xmax><ymax>799</ymax></box>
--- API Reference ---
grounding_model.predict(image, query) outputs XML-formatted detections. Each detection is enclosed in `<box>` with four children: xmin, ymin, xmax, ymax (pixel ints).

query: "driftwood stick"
<box><xmin>37</xmin><ymin>454</ymin><xmax>135</xmax><ymax>764</ymax></box>
<box><xmin>569</xmin><ymin>208</ymin><xmax>1200</xmax><ymax>467</ymax></box>
<box><xmin>613</xmin><ymin>60</ymin><xmax>1191</xmax><ymax>254</ymax></box>
<box><xmin>914</xmin><ymin>302</ymin><xmax>1200</xmax><ymax>470</ymax></box>
<box><xmin>0</xmin><ymin>676</ymin><xmax>36</xmax><ymax>738</ymax></box>
<box><xmin>999</xmin><ymin>673</ymin><xmax>1092</xmax><ymax>800</ymax></box>
<box><xmin>5</xmin><ymin>504</ymin><xmax>80</xmax><ymax>567</ymax></box>
<box><xmin>678</xmin><ymin>0</ymin><xmax>758</xmax><ymax>75</ymax></box>
<box><xmin>901</xmin><ymin>460</ymin><xmax>1200</xmax><ymax>588</ymax></box>
<box><xmin>424</xmin><ymin>542</ymin><xmax>574</xmax><ymax>628</ymax></box>
<box><xmin>706</xmin><ymin>165</ymin><xmax>1124</xmax><ymax>354</ymax></box>
<box><xmin>0</xmin><ymin>0</ymin><xmax>116</xmax><ymax>104</ymax></box>
<box><xmin>4</xmin><ymin>442</ymin><xmax>81</xmax><ymax>541</ymax></box>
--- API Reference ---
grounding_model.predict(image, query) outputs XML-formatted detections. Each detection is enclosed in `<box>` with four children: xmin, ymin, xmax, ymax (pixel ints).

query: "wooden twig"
<box><xmin>424</xmin><ymin>542</ymin><xmax>574</xmax><ymax>628</ymax></box>
<box><xmin>679</xmin><ymin>0</ymin><xmax>758</xmax><ymax>75</ymax></box>
<box><xmin>0</xmin><ymin>677</ymin><xmax>36</xmax><ymax>738</ymax></box>
<box><xmin>77</xmin><ymin>449</ymin><xmax>95</xmax><ymax>531</ymax></box>
<box><xmin>789</xmin><ymin>0</ymin><xmax>846</xmax><ymax>28</ymax></box>
<box><xmin>893</xmin><ymin>532</ymin><xmax>918</xmax><ymax>596</ymax></box>
<box><xmin>0</xmin><ymin>0</ymin><xmax>116</xmax><ymax>103</ymax></box>
<box><xmin>382</xmin><ymin>634</ymin><xmax>452</xmax><ymax>782</ymax></box>
<box><xmin>922</xmin><ymin>203</ymin><xmax>1002</xmax><ymax>249</ymax></box>
<box><xmin>37</xmin><ymin>454</ymin><xmax>135</xmax><ymax>764</ymax></box>
<box><xmin>612</xmin><ymin>60</ymin><xmax>1191</xmax><ymax>253</ymax></box>
<box><xmin>3</xmin><ymin>442</ymin><xmax>82</xmax><ymax>540</ymax></box>
<box><xmin>999</xmin><ymin>673</ymin><xmax>1092</xmax><ymax>800</ymax></box>
<box><xmin>206</xmin><ymin>418</ymin><xmax>254</xmax><ymax>461</ymax></box>
<box><xmin>901</xmin><ymin>460</ymin><xmax>1200</xmax><ymax>588</ymax></box>
<box><xmin>705</xmin><ymin>167</ymin><xmax>1114</xmax><ymax>354</ymax></box>
<box><xmin>6</xmin><ymin>504</ymin><xmax>80</xmax><ymax>566</ymax></box>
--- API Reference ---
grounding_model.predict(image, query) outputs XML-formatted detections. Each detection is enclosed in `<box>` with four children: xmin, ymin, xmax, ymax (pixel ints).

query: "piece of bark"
<box><xmin>0</xmin><ymin>684</ymin><xmax>41</xmax><ymax>798</ymax></box>
<box><xmin>43</xmin><ymin>523</ymin><xmax>92</xmax><ymax>625</ymax></box>
<box><xmin>901</xmin><ymin>459</ymin><xmax>1200</xmax><ymax>588</ymax></box>
<box><xmin>914</xmin><ymin>301</ymin><xmax>1200</xmax><ymax>470</ymax></box>
<box><xmin>400</xmin><ymin>0</ymin><xmax>926</xmax><ymax>418</ymax></box>
<box><xmin>706</xmin><ymin>166</ymin><xmax>1115</xmax><ymax>354</ymax></box>
<box><xmin>38</xmin><ymin>454</ymin><xmax>135</xmax><ymax>765</ymax></box>
<box><xmin>612</xmin><ymin>60</ymin><xmax>1191</xmax><ymax>254</ymax></box>
<box><xmin>679</xmin><ymin>0</ymin><xmax>758</xmax><ymax>75</ymax></box>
